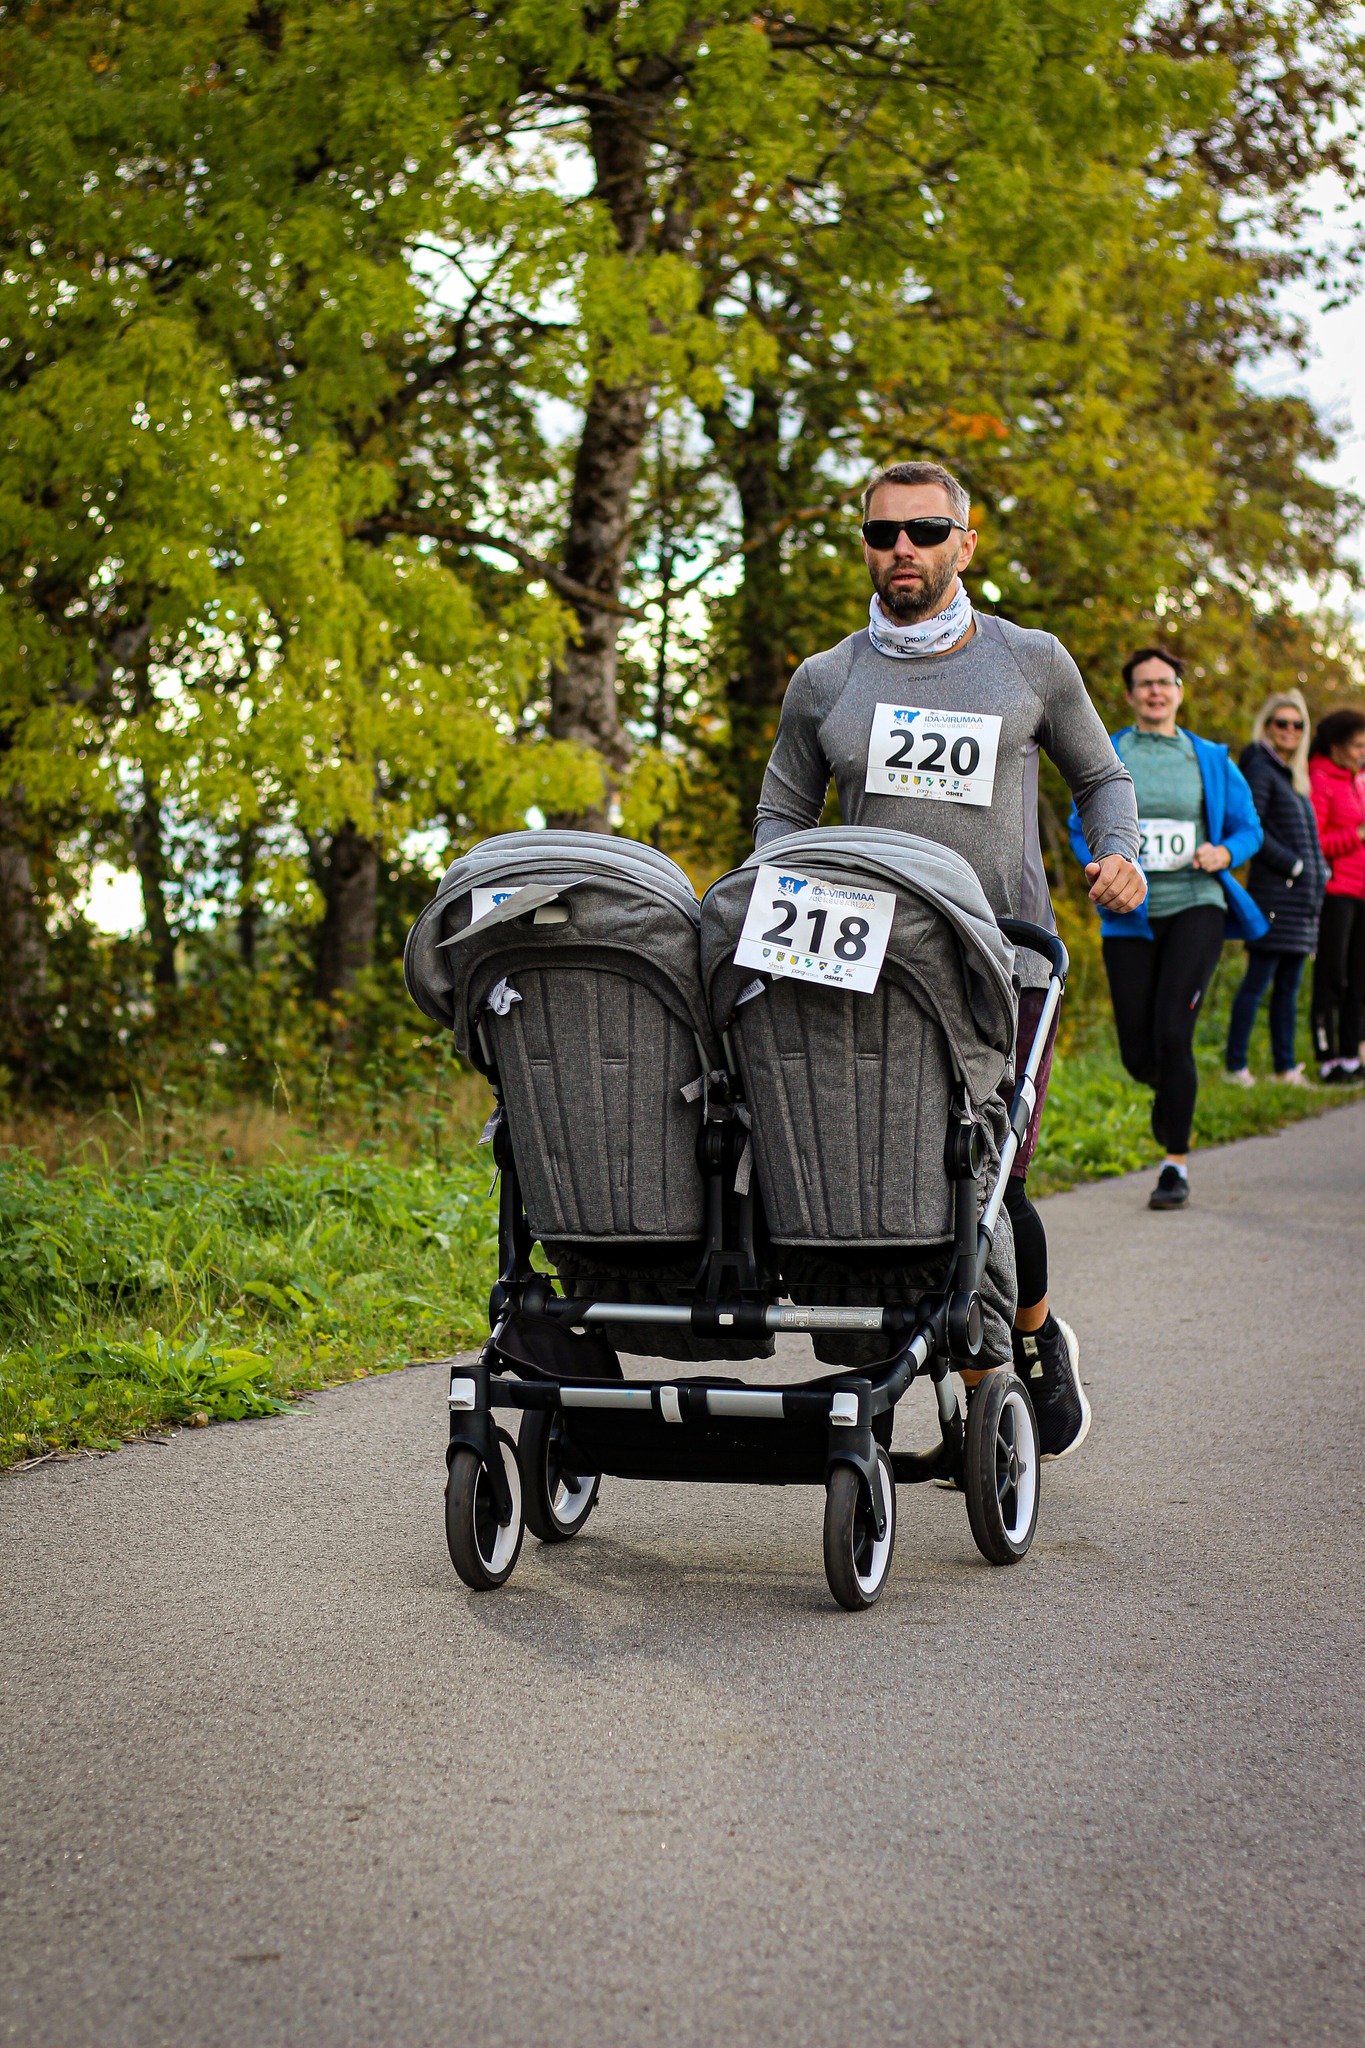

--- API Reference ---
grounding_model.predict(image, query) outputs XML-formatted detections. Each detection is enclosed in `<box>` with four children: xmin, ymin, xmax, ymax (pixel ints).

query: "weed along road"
<box><xmin>3</xmin><ymin>1105</ymin><xmax>1363</xmax><ymax>2048</ymax></box>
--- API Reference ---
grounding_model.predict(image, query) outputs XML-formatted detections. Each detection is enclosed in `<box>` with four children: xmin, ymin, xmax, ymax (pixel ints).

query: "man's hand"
<box><xmin>1085</xmin><ymin>853</ymin><xmax>1147</xmax><ymax>911</ymax></box>
<box><xmin>1192</xmin><ymin>841</ymin><xmax>1232</xmax><ymax>872</ymax></box>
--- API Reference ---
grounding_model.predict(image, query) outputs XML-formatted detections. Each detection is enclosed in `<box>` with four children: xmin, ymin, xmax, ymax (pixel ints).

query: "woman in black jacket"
<box><xmin>1225</xmin><ymin>689</ymin><xmax>1328</xmax><ymax>1083</ymax></box>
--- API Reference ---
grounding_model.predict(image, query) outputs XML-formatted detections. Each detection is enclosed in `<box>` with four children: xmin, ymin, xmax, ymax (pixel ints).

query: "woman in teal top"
<box><xmin>1073</xmin><ymin>647</ymin><xmax>1264</xmax><ymax>1211</ymax></box>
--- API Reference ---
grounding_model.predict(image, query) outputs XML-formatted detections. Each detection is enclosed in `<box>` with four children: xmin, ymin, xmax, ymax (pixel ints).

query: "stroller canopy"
<box><xmin>404</xmin><ymin>831</ymin><xmax>713</xmax><ymax>1065</ymax></box>
<box><xmin>403</xmin><ymin>830</ymin><xmax>718</xmax><ymax>1250</ymax></box>
<box><xmin>700</xmin><ymin>828</ymin><xmax>1019</xmax><ymax>1248</ymax></box>
<box><xmin>702</xmin><ymin>827</ymin><xmax>1017</xmax><ymax>1104</ymax></box>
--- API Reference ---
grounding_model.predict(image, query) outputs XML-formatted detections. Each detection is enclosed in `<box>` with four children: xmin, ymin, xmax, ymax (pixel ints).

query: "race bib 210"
<box><xmin>1137</xmin><ymin>818</ymin><xmax>1197</xmax><ymax>873</ymax></box>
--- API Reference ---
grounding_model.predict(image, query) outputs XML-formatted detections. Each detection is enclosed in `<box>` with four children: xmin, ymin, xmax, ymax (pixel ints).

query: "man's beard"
<box><xmin>872</xmin><ymin>550</ymin><xmax>959</xmax><ymax>623</ymax></box>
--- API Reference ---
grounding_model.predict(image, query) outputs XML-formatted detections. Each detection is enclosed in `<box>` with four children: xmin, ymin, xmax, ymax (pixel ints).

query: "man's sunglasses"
<box><xmin>1268</xmin><ymin>715</ymin><xmax>1305</xmax><ymax>731</ymax></box>
<box><xmin>861</xmin><ymin>516</ymin><xmax>966</xmax><ymax>550</ymax></box>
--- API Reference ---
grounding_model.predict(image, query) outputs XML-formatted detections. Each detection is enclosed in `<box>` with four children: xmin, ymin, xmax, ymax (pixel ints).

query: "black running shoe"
<box><xmin>1149</xmin><ymin>1163</ymin><xmax>1189</xmax><ymax>1210</ymax></box>
<box><xmin>1012</xmin><ymin>1315</ymin><xmax>1090</xmax><ymax>1461</ymax></box>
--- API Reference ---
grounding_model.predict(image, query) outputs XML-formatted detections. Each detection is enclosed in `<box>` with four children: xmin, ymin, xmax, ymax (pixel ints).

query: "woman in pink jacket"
<box><xmin>1309</xmin><ymin>707</ymin><xmax>1365</xmax><ymax>1081</ymax></box>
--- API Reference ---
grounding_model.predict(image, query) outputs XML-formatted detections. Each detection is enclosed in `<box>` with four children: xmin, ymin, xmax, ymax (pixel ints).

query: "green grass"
<box><xmin>1030</xmin><ymin>1044</ymin><xmax>1359</xmax><ymax>1195</ymax></box>
<box><xmin>3</xmin><ymin>957</ymin><xmax>1358</xmax><ymax>1467</ymax></box>
<box><xmin>1032</xmin><ymin>947</ymin><xmax>1363</xmax><ymax>1193</ymax></box>
<box><xmin>0</xmin><ymin>1145</ymin><xmax>498</xmax><ymax>1467</ymax></box>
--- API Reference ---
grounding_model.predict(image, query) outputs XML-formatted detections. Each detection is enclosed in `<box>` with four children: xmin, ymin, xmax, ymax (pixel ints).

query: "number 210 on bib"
<box><xmin>865</xmin><ymin>703</ymin><xmax>1002</xmax><ymax>807</ymax></box>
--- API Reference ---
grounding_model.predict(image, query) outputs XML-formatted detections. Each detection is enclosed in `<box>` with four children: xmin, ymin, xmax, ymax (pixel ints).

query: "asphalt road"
<box><xmin>3</xmin><ymin>1103</ymin><xmax>1364</xmax><ymax>2048</ymax></box>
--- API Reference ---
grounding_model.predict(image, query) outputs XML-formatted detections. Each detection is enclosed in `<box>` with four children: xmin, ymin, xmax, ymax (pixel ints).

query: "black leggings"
<box><xmin>1103</xmin><ymin>906</ymin><xmax>1226</xmax><ymax>1154</ymax></box>
<box><xmin>1003</xmin><ymin>1178</ymin><xmax>1048</xmax><ymax>1313</ymax></box>
<box><xmin>1311</xmin><ymin>894</ymin><xmax>1365</xmax><ymax>1062</ymax></box>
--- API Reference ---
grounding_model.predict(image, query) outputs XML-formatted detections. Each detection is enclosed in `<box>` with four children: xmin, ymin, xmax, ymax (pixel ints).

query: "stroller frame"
<box><xmin>438</xmin><ymin>919</ymin><xmax>1068</xmax><ymax>1608</ymax></box>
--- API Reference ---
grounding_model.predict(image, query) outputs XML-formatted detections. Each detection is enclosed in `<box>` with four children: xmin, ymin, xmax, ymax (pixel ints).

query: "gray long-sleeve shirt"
<box><xmin>754</xmin><ymin>612</ymin><xmax>1139</xmax><ymax>987</ymax></box>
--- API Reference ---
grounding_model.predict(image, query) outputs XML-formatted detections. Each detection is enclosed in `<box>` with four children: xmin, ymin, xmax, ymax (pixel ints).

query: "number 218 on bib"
<box><xmin>733</xmin><ymin>866</ymin><xmax>895</xmax><ymax>994</ymax></box>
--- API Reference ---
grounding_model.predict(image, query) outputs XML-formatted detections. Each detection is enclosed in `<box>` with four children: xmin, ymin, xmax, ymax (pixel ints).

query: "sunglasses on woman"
<box><xmin>1268</xmin><ymin>716</ymin><xmax>1304</xmax><ymax>731</ymax></box>
<box><xmin>861</xmin><ymin>516</ymin><xmax>967</xmax><ymax>550</ymax></box>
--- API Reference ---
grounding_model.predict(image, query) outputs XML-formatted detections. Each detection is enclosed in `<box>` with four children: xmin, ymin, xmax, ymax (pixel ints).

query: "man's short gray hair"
<box><xmin>862</xmin><ymin>461</ymin><xmax>972</xmax><ymax>527</ymax></box>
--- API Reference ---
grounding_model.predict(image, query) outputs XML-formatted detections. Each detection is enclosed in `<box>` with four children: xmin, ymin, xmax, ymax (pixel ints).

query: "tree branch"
<box><xmin>673</xmin><ymin>492</ymin><xmax>862</xmax><ymax>592</ymax></box>
<box><xmin>351</xmin><ymin>515</ymin><xmax>646</xmax><ymax>618</ymax></box>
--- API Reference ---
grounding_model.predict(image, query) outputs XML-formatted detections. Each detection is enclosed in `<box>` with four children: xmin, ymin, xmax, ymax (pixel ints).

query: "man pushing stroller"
<box><xmin>756</xmin><ymin>462</ymin><xmax>1146</xmax><ymax>1459</ymax></box>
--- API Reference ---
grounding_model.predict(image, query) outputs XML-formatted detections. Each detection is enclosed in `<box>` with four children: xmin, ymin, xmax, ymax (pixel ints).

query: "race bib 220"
<box><xmin>865</xmin><ymin>703</ymin><xmax>1002</xmax><ymax>807</ymax></box>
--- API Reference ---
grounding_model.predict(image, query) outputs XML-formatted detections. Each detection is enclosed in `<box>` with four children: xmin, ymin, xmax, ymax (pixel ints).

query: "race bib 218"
<box><xmin>865</xmin><ymin>703</ymin><xmax>1002</xmax><ymax>807</ymax></box>
<box><xmin>733</xmin><ymin>866</ymin><xmax>895</xmax><ymax>995</ymax></box>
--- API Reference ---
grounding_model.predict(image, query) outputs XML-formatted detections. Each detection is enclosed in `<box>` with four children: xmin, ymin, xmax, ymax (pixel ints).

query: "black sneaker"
<box><xmin>1149</xmin><ymin>1164</ymin><xmax>1189</xmax><ymax>1210</ymax></box>
<box><xmin>1325</xmin><ymin>1062</ymin><xmax>1362</xmax><ymax>1086</ymax></box>
<box><xmin>1012</xmin><ymin>1315</ymin><xmax>1090</xmax><ymax>1461</ymax></box>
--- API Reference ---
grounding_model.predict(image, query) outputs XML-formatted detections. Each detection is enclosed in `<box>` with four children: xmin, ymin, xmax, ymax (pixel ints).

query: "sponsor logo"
<box><xmin>776</xmin><ymin>874</ymin><xmax>808</xmax><ymax>894</ymax></box>
<box><xmin>892</xmin><ymin>708</ymin><xmax>919</xmax><ymax>725</ymax></box>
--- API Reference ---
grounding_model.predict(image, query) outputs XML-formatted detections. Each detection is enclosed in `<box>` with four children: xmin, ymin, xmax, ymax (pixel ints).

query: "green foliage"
<box><xmin>0</xmin><ymin>0</ymin><xmax>599</xmax><ymax>955</ymax></box>
<box><xmin>0</xmin><ymin>1141</ymin><xmax>499</xmax><ymax>1463</ymax></box>
<box><xmin>0</xmin><ymin>0</ymin><xmax>1362</xmax><ymax>1090</ymax></box>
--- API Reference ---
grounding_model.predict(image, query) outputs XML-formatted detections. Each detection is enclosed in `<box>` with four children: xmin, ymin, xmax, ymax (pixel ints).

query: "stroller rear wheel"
<box><xmin>964</xmin><ymin>1371</ymin><xmax>1039</xmax><ymax>1565</ymax></box>
<box><xmin>823</xmin><ymin>1446</ymin><xmax>897</xmax><ymax>1610</ymax></box>
<box><xmin>519</xmin><ymin>1407</ymin><xmax>601</xmax><ymax>1543</ymax></box>
<box><xmin>445</xmin><ymin>1429</ymin><xmax>524</xmax><ymax>1590</ymax></box>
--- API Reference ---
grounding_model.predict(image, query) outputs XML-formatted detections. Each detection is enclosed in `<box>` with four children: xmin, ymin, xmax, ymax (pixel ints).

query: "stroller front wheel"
<box><xmin>445</xmin><ymin>1430</ymin><xmax>524</xmax><ymax>1590</ymax></box>
<box><xmin>823</xmin><ymin>1446</ymin><xmax>897</xmax><ymax>1610</ymax></box>
<box><xmin>519</xmin><ymin>1407</ymin><xmax>601</xmax><ymax>1543</ymax></box>
<box><xmin>964</xmin><ymin>1371</ymin><xmax>1039</xmax><ymax>1565</ymax></box>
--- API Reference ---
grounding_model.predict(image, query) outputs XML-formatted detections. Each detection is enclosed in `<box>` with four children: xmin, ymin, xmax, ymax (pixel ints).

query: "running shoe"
<box><xmin>1226</xmin><ymin>1067</ymin><xmax>1256</xmax><ymax>1087</ymax></box>
<box><xmin>1274</xmin><ymin>1065</ymin><xmax>1309</xmax><ymax>1086</ymax></box>
<box><xmin>1323</xmin><ymin>1062</ymin><xmax>1362</xmax><ymax>1085</ymax></box>
<box><xmin>1149</xmin><ymin>1163</ymin><xmax>1189</xmax><ymax>1209</ymax></box>
<box><xmin>1012</xmin><ymin>1315</ymin><xmax>1090</xmax><ymax>1461</ymax></box>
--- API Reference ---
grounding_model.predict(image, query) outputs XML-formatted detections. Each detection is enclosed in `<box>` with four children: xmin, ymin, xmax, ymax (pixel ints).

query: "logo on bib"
<box><xmin>776</xmin><ymin>874</ymin><xmax>809</xmax><ymax>895</ymax></box>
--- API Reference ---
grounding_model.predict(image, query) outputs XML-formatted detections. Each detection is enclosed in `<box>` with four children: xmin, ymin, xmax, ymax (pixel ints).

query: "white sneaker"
<box><xmin>1226</xmin><ymin>1068</ymin><xmax>1255</xmax><ymax>1088</ymax></box>
<box><xmin>1275</xmin><ymin>1065</ymin><xmax>1309</xmax><ymax>1086</ymax></box>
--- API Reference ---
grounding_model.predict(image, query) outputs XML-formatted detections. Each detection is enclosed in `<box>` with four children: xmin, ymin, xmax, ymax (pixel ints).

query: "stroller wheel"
<box><xmin>445</xmin><ymin>1430</ymin><xmax>524</xmax><ymax>1590</ymax></box>
<box><xmin>519</xmin><ymin>1407</ymin><xmax>601</xmax><ymax>1543</ymax></box>
<box><xmin>823</xmin><ymin>1447</ymin><xmax>897</xmax><ymax>1611</ymax></box>
<box><xmin>964</xmin><ymin>1371</ymin><xmax>1039</xmax><ymax>1565</ymax></box>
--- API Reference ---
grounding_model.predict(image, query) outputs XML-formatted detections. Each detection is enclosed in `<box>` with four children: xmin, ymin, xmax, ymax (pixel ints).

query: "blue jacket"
<box><xmin>1067</xmin><ymin>727</ymin><xmax>1268</xmax><ymax>942</ymax></box>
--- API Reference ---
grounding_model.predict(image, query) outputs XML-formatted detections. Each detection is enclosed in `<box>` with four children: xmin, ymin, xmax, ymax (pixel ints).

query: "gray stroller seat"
<box><xmin>404</xmin><ymin>831</ymin><xmax>771</xmax><ymax>1360</ymax></box>
<box><xmin>700</xmin><ymin>827</ymin><xmax>1021</xmax><ymax>1364</ymax></box>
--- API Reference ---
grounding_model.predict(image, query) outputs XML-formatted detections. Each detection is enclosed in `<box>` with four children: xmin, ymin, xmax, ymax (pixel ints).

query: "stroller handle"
<box><xmin>997</xmin><ymin>917</ymin><xmax>1069</xmax><ymax>986</ymax></box>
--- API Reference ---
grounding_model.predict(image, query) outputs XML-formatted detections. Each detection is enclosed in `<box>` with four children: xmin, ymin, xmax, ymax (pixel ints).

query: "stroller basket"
<box><xmin>408</xmin><ymin>829</ymin><xmax>1068</xmax><ymax>1609</ymax></box>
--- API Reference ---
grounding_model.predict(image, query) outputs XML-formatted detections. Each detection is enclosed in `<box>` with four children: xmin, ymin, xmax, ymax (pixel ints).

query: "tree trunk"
<box><xmin>312</xmin><ymin>821</ymin><xmax>379</xmax><ymax>1002</ymax></box>
<box><xmin>550</xmin><ymin>377</ymin><xmax>649</xmax><ymax>804</ymax></box>
<box><xmin>548</xmin><ymin>87</ymin><xmax>665</xmax><ymax>824</ymax></box>
<box><xmin>0</xmin><ymin>798</ymin><xmax>46</xmax><ymax>1064</ymax></box>
<box><xmin>237</xmin><ymin>828</ymin><xmax>258</xmax><ymax>970</ymax></box>
<box><xmin>130</xmin><ymin>776</ymin><xmax>178</xmax><ymax>989</ymax></box>
<box><xmin>721</xmin><ymin>381</ymin><xmax>793</xmax><ymax>840</ymax></box>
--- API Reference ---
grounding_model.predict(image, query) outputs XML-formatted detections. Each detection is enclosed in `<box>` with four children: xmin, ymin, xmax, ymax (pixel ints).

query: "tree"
<box><xmin>0</xmin><ymin>0</ymin><xmax>597</xmax><ymax>1023</ymax></box>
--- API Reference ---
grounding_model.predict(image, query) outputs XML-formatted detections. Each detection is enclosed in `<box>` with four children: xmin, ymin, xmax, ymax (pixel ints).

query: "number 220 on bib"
<box><xmin>865</xmin><ymin>703</ymin><xmax>1002</xmax><ymax>807</ymax></box>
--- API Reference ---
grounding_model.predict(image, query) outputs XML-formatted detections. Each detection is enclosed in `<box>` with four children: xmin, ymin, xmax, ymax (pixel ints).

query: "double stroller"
<box><xmin>404</xmin><ymin>827</ymin><xmax>1068</xmax><ymax>1609</ymax></box>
